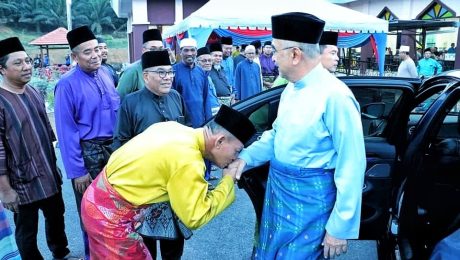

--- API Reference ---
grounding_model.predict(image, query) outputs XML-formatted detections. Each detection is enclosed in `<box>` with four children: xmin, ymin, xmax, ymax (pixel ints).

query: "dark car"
<box><xmin>230</xmin><ymin>71</ymin><xmax>460</xmax><ymax>259</ymax></box>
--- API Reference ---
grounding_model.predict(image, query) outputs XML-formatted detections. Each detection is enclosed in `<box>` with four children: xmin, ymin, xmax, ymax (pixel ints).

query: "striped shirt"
<box><xmin>0</xmin><ymin>86</ymin><xmax>62</xmax><ymax>205</ymax></box>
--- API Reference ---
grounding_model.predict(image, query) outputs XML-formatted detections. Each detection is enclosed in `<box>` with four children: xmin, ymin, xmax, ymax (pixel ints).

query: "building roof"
<box><xmin>29</xmin><ymin>27</ymin><xmax>69</xmax><ymax>46</ymax></box>
<box><xmin>389</xmin><ymin>20</ymin><xmax>459</xmax><ymax>31</ymax></box>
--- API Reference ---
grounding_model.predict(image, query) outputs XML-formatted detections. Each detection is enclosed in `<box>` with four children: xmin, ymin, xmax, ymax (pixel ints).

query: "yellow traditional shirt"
<box><xmin>106</xmin><ymin>121</ymin><xmax>235</xmax><ymax>229</ymax></box>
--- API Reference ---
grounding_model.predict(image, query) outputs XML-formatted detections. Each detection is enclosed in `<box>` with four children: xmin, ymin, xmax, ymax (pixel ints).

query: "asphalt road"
<box><xmin>4</xmin><ymin>143</ymin><xmax>378</xmax><ymax>260</ymax></box>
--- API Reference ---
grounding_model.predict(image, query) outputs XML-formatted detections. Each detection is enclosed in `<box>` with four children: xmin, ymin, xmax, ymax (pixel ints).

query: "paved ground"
<box><xmin>4</xmin><ymin>113</ymin><xmax>378</xmax><ymax>259</ymax></box>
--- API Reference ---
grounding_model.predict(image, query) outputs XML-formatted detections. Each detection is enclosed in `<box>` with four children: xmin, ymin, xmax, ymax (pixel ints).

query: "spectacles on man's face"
<box><xmin>272</xmin><ymin>46</ymin><xmax>303</xmax><ymax>54</ymax></box>
<box><xmin>145</xmin><ymin>70</ymin><xmax>176</xmax><ymax>78</ymax></box>
<box><xmin>198</xmin><ymin>59</ymin><xmax>212</xmax><ymax>63</ymax></box>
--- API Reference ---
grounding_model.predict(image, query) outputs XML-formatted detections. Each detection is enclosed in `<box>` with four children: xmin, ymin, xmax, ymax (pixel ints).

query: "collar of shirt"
<box><xmin>293</xmin><ymin>63</ymin><xmax>324</xmax><ymax>89</ymax></box>
<box><xmin>142</xmin><ymin>86</ymin><xmax>164</xmax><ymax>101</ymax></box>
<box><xmin>76</xmin><ymin>64</ymin><xmax>98</xmax><ymax>78</ymax></box>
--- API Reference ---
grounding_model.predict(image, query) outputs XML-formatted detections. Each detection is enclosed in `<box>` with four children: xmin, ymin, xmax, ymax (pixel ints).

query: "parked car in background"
<box><xmin>231</xmin><ymin>71</ymin><xmax>460</xmax><ymax>259</ymax></box>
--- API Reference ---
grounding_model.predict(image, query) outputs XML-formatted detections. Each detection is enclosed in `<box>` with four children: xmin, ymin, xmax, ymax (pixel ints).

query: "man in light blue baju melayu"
<box><xmin>231</xmin><ymin>12</ymin><xmax>366</xmax><ymax>259</ymax></box>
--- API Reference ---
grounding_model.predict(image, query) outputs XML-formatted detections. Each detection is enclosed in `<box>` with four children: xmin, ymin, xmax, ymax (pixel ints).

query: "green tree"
<box><xmin>0</xmin><ymin>0</ymin><xmax>19</xmax><ymax>24</ymax></box>
<box><xmin>72</xmin><ymin>0</ymin><xmax>116</xmax><ymax>34</ymax></box>
<box><xmin>17</xmin><ymin>0</ymin><xmax>44</xmax><ymax>32</ymax></box>
<box><xmin>34</xmin><ymin>0</ymin><xmax>67</xmax><ymax>29</ymax></box>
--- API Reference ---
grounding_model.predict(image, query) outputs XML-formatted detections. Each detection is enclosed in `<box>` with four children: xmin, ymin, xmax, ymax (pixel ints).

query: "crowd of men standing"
<box><xmin>0</xmin><ymin>11</ymin><xmax>366</xmax><ymax>260</ymax></box>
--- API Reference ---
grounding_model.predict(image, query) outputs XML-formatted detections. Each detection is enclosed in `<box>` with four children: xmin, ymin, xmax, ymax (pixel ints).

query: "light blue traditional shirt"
<box><xmin>239</xmin><ymin>63</ymin><xmax>366</xmax><ymax>239</ymax></box>
<box><xmin>417</xmin><ymin>58</ymin><xmax>443</xmax><ymax>77</ymax></box>
<box><xmin>221</xmin><ymin>56</ymin><xmax>235</xmax><ymax>91</ymax></box>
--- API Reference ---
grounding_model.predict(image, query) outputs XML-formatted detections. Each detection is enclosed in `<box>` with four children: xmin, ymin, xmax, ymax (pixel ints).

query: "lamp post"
<box><xmin>66</xmin><ymin>0</ymin><xmax>72</xmax><ymax>31</ymax></box>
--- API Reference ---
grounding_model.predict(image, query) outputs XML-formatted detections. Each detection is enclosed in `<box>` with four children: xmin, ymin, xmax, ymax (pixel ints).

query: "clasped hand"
<box><xmin>322</xmin><ymin>232</ymin><xmax>347</xmax><ymax>259</ymax></box>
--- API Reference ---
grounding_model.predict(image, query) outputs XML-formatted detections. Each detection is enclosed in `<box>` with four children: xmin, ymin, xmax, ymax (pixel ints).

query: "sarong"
<box><xmin>255</xmin><ymin>158</ymin><xmax>336</xmax><ymax>259</ymax></box>
<box><xmin>81</xmin><ymin>169</ymin><xmax>151</xmax><ymax>259</ymax></box>
<box><xmin>0</xmin><ymin>205</ymin><xmax>20</xmax><ymax>260</ymax></box>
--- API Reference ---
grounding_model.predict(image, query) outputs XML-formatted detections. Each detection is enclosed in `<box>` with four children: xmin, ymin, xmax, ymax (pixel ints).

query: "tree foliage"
<box><xmin>0</xmin><ymin>0</ymin><xmax>126</xmax><ymax>35</ymax></box>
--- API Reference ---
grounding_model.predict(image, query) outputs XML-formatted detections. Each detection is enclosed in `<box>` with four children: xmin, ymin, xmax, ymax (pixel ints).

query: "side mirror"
<box><xmin>362</xmin><ymin>102</ymin><xmax>385</xmax><ymax>119</ymax></box>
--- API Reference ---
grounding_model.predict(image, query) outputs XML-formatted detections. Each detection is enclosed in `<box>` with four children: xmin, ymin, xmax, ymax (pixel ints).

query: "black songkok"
<box><xmin>209</xmin><ymin>43</ymin><xmax>222</xmax><ymax>53</ymax></box>
<box><xmin>0</xmin><ymin>37</ymin><xmax>25</xmax><ymax>58</ymax></box>
<box><xmin>251</xmin><ymin>40</ymin><xmax>261</xmax><ymax>49</ymax></box>
<box><xmin>143</xmin><ymin>29</ymin><xmax>162</xmax><ymax>44</ymax></box>
<box><xmin>141</xmin><ymin>50</ymin><xmax>171</xmax><ymax>70</ymax></box>
<box><xmin>67</xmin><ymin>26</ymin><xmax>96</xmax><ymax>50</ymax></box>
<box><xmin>263</xmin><ymin>41</ymin><xmax>272</xmax><ymax>47</ymax></box>
<box><xmin>271</xmin><ymin>12</ymin><xmax>325</xmax><ymax>44</ymax></box>
<box><xmin>319</xmin><ymin>31</ymin><xmax>338</xmax><ymax>46</ymax></box>
<box><xmin>221</xmin><ymin>36</ymin><xmax>233</xmax><ymax>45</ymax></box>
<box><xmin>197</xmin><ymin>47</ymin><xmax>210</xmax><ymax>57</ymax></box>
<box><xmin>96</xmin><ymin>37</ymin><xmax>106</xmax><ymax>44</ymax></box>
<box><xmin>214</xmin><ymin>105</ymin><xmax>256</xmax><ymax>145</ymax></box>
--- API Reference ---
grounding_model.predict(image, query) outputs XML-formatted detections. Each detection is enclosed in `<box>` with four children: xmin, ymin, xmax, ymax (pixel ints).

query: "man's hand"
<box><xmin>227</xmin><ymin>159</ymin><xmax>246</xmax><ymax>180</ymax></box>
<box><xmin>0</xmin><ymin>189</ymin><xmax>19</xmax><ymax>213</ymax></box>
<box><xmin>322</xmin><ymin>232</ymin><xmax>347</xmax><ymax>259</ymax></box>
<box><xmin>222</xmin><ymin>167</ymin><xmax>238</xmax><ymax>182</ymax></box>
<box><xmin>73</xmin><ymin>173</ymin><xmax>92</xmax><ymax>194</ymax></box>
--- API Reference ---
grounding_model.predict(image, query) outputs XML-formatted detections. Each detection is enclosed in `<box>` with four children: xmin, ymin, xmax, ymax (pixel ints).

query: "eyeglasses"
<box><xmin>145</xmin><ymin>70</ymin><xmax>176</xmax><ymax>78</ymax></box>
<box><xmin>245</xmin><ymin>52</ymin><xmax>255</xmax><ymax>55</ymax></box>
<box><xmin>272</xmin><ymin>46</ymin><xmax>303</xmax><ymax>54</ymax></box>
<box><xmin>198</xmin><ymin>59</ymin><xmax>212</xmax><ymax>63</ymax></box>
<box><xmin>144</xmin><ymin>46</ymin><xmax>164</xmax><ymax>52</ymax></box>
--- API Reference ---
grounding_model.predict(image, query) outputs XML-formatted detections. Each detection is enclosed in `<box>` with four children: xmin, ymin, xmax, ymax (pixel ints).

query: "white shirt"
<box><xmin>397</xmin><ymin>58</ymin><xmax>418</xmax><ymax>78</ymax></box>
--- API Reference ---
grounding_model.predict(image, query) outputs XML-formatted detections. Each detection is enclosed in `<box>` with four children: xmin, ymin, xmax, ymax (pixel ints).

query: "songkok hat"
<box><xmin>209</xmin><ymin>43</ymin><xmax>222</xmax><ymax>53</ymax></box>
<box><xmin>197</xmin><ymin>47</ymin><xmax>210</xmax><ymax>57</ymax></box>
<box><xmin>424</xmin><ymin>48</ymin><xmax>431</xmax><ymax>53</ymax></box>
<box><xmin>221</xmin><ymin>36</ymin><xmax>233</xmax><ymax>45</ymax></box>
<box><xmin>141</xmin><ymin>50</ymin><xmax>171</xmax><ymax>70</ymax></box>
<box><xmin>96</xmin><ymin>37</ymin><xmax>106</xmax><ymax>44</ymax></box>
<box><xmin>263</xmin><ymin>41</ymin><xmax>272</xmax><ymax>47</ymax></box>
<box><xmin>241</xmin><ymin>44</ymin><xmax>248</xmax><ymax>50</ymax></box>
<box><xmin>67</xmin><ymin>26</ymin><xmax>96</xmax><ymax>50</ymax></box>
<box><xmin>143</xmin><ymin>29</ymin><xmax>162</xmax><ymax>44</ymax></box>
<box><xmin>319</xmin><ymin>31</ymin><xmax>338</xmax><ymax>46</ymax></box>
<box><xmin>251</xmin><ymin>40</ymin><xmax>262</xmax><ymax>49</ymax></box>
<box><xmin>180</xmin><ymin>38</ymin><xmax>197</xmax><ymax>48</ymax></box>
<box><xmin>214</xmin><ymin>105</ymin><xmax>256</xmax><ymax>144</ymax></box>
<box><xmin>0</xmin><ymin>37</ymin><xmax>25</xmax><ymax>58</ymax></box>
<box><xmin>272</xmin><ymin>12</ymin><xmax>325</xmax><ymax>44</ymax></box>
<box><xmin>399</xmin><ymin>45</ymin><xmax>410</xmax><ymax>53</ymax></box>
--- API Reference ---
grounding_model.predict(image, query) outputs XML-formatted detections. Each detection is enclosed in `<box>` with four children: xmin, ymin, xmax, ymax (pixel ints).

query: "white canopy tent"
<box><xmin>163</xmin><ymin>0</ymin><xmax>388</xmax><ymax>75</ymax></box>
<box><xmin>163</xmin><ymin>0</ymin><xmax>388</xmax><ymax>38</ymax></box>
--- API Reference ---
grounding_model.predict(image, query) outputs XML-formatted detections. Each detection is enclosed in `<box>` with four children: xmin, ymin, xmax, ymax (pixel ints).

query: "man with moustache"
<box><xmin>172</xmin><ymin>38</ymin><xmax>212</xmax><ymax>128</ymax></box>
<box><xmin>97</xmin><ymin>37</ymin><xmax>119</xmax><ymax>86</ymax></box>
<box><xmin>54</xmin><ymin>26</ymin><xmax>120</xmax><ymax>259</ymax></box>
<box><xmin>209</xmin><ymin>43</ymin><xmax>233</xmax><ymax>106</ymax></box>
<box><xmin>81</xmin><ymin>105</ymin><xmax>256</xmax><ymax>259</ymax></box>
<box><xmin>112</xmin><ymin>50</ymin><xmax>188</xmax><ymax>259</ymax></box>
<box><xmin>0</xmin><ymin>37</ymin><xmax>77</xmax><ymax>260</ymax></box>
<box><xmin>319</xmin><ymin>31</ymin><xmax>340</xmax><ymax>73</ymax></box>
<box><xmin>117</xmin><ymin>29</ymin><xmax>164</xmax><ymax>100</ymax></box>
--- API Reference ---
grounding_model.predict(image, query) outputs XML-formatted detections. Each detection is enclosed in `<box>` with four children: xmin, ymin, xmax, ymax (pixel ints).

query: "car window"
<box><xmin>437</xmin><ymin>99</ymin><xmax>460</xmax><ymax>138</ymax></box>
<box><xmin>245</xmin><ymin>88</ymin><xmax>404</xmax><ymax>137</ymax></box>
<box><xmin>248</xmin><ymin>103</ymin><xmax>271</xmax><ymax>132</ymax></box>
<box><xmin>411</xmin><ymin>92</ymin><xmax>441</xmax><ymax>114</ymax></box>
<box><xmin>351</xmin><ymin>88</ymin><xmax>403</xmax><ymax>136</ymax></box>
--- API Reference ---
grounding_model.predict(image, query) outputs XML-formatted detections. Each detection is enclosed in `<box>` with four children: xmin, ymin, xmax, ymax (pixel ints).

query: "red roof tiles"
<box><xmin>30</xmin><ymin>27</ymin><xmax>69</xmax><ymax>46</ymax></box>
